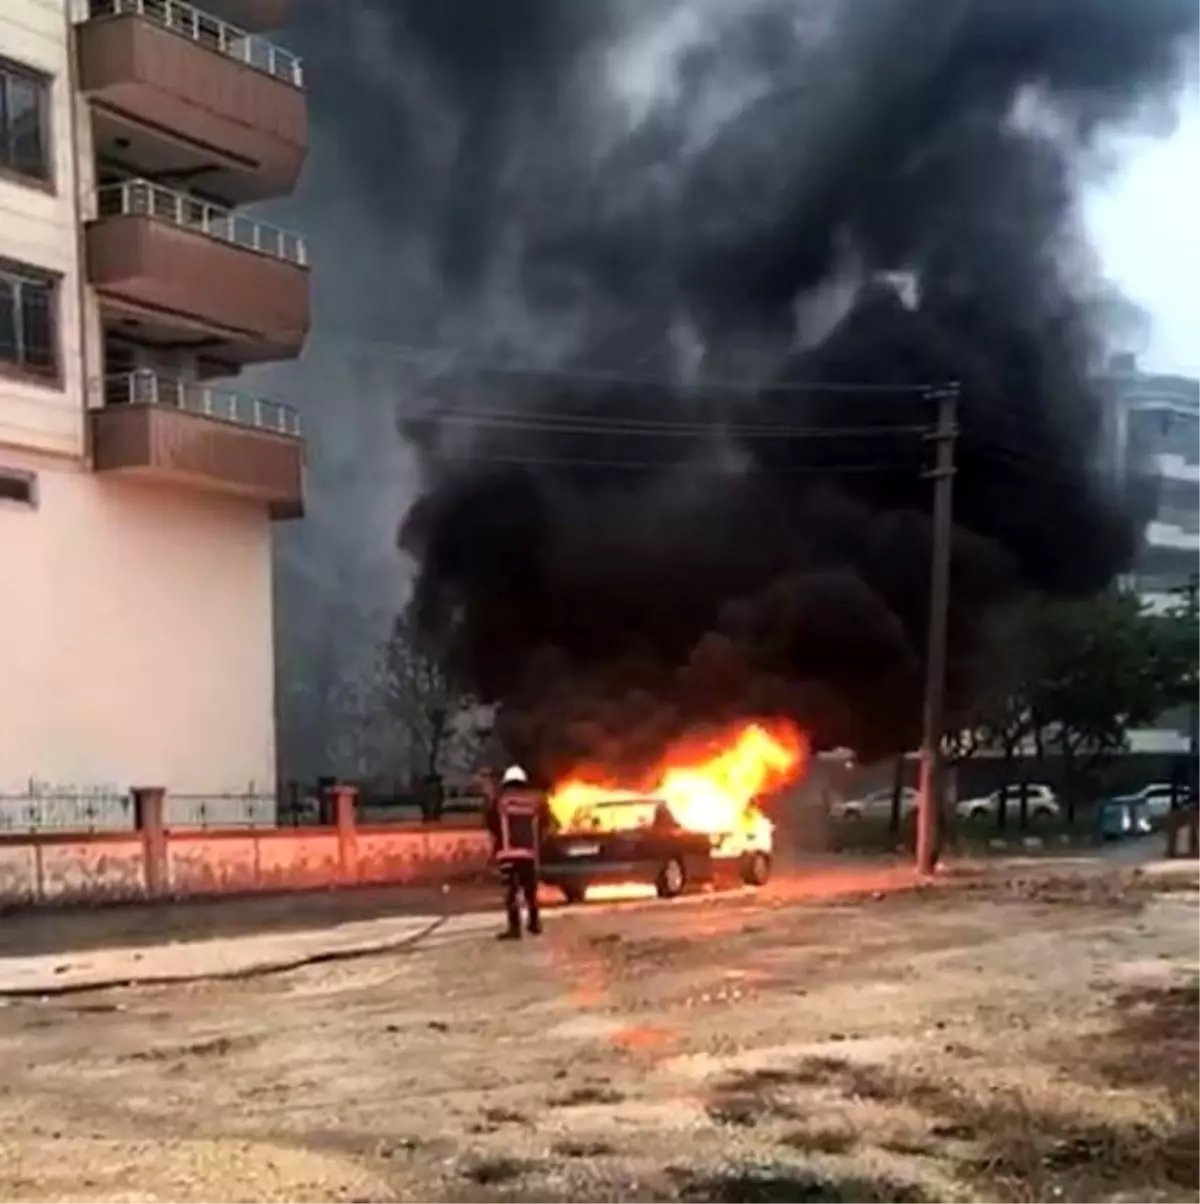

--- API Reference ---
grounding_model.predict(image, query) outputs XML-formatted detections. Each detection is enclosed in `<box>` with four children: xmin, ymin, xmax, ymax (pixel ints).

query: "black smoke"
<box><xmin>287</xmin><ymin>0</ymin><xmax>1195</xmax><ymax>778</ymax></box>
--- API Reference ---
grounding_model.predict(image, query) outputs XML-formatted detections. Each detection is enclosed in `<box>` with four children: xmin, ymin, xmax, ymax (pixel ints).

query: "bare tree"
<box><xmin>381</xmin><ymin>611</ymin><xmax>491</xmax><ymax>786</ymax></box>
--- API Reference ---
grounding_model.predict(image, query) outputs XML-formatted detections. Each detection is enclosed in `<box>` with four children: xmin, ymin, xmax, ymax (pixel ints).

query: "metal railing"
<box><xmin>105</xmin><ymin>370</ymin><xmax>303</xmax><ymax>437</ymax></box>
<box><xmin>0</xmin><ymin>785</ymin><xmax>134</xmax><ymax>833</ymax></box>
<box><xmin>165</xmin><ymin>792</ymin><xmax>278</xmax><ymax>829</ymax></box>
<box><xmin>0</xmin><ymin>782</ymin><xmax>489</xmax><ymax>835</ymax></box>
<box><xmin>96</xmin><ymin>178</ymin><xmax>308</xmax><ymax>267</ymax></box>
<box><xmin>86</xmin><ymin>0</ymin><xmax>304</xmax><ymax>87</ymax></box>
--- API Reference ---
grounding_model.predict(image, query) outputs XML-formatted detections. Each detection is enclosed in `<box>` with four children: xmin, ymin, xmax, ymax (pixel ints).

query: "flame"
<box><xmin>548</xmin><ymin>720</ymin><xmax>808</xmax><ymax>840</ymax></box>
<box><xmin>583</xmin><ymin>883</ymin><xmax>659</xmax><ymax>903</ymax></box>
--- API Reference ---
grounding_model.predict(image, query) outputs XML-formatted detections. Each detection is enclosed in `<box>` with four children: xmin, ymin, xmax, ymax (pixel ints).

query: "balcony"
<box><xmin>91</xmin><ymin>371</ymin><xmax>304</xmax><ymax>518</ymax></box>
<box><xmin>88</xmin><ymin>179</ymin><xmax>310</xmax><ymax>368</ymax></box>
<box><xmin>77</xmin><ymin>0</ymin><xmax>307</xmax><ymax>205</ymax></box>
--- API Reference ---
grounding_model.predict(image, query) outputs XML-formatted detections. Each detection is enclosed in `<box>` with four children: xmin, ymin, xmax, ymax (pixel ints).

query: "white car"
<box><xmin>832</xmin><ymin>787</ymin><xmax>919</xmax><ymax>821</ymax></box>
<box><xmin>1109</xmin><ymin>783</ymin><xmax>1177</xmax><ymax>828</ymax></box>
<box><xmin>955</xmin><ymin>783</ymin><xmax>1060</xmax><ymax>822</ymax></box>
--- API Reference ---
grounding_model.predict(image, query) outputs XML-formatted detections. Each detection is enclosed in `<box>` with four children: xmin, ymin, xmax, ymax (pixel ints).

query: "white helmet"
<box><xmin>502</xmin><ymin>764</ymin><xmax>528</xmax><ymax>786</ymax></box>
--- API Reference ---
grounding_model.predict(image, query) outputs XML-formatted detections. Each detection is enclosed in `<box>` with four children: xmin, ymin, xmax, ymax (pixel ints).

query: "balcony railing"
<box><xmin>86</xmin><ymin>0</ymin><xmax>304</xmax><ymax>86</ymax></box>
<box><xmin>105</xmin><ymin>370</ymin><xmax>302</xmax><ymax>437</ymax></box>
<box><xmin>96</xmin><ymin>179</ymin><xmax>308</xmax><ymax>266</ymax></box>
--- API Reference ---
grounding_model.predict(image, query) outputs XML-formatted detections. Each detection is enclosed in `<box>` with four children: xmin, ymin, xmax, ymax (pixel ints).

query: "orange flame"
<box><xmin>548</xmin><ymin>720</ymin><xmax>809</xmax><ymax>839</ymax></box>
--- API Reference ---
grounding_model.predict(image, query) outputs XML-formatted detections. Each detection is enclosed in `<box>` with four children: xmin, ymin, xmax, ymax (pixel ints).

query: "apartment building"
<box><xmin>1107</xmin><ymin>353</ymin><xmax>1200</xmax><ymax>599</ymax></box>
<box><xmin>0</xmin><ymin>0</ymin><xmax>308</xmax><ymax>800</ymax></box>
<box><xmin>1105</xmin><ymin>353</ymin><xmax>1199</xmax><ymax>753</ymax></box>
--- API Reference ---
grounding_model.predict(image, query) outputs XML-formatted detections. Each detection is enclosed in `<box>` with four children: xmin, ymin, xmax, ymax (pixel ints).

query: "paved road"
<box><xmin>1100</xmin><ymin>832</ymin><xmax>1170</xmax><ymax>862</ymax></box>
<box><xmin>0</xmin><ymin>859</ymin><xmax>925</xmax><ymax>997</ymax></box>
<box><xmin>0</xmin><ymin>882</ymin><xmax>501</xmax><ymax>960</ymax></box>
<box><xmin>0</xmin><ymin>852</ymin><xmax>921</xmax><ymax>962</ymax></box>
<box><xmin>0</xmin><ymin>835</ymin><xmax>1169</xmax><ymax>965</ymax></box>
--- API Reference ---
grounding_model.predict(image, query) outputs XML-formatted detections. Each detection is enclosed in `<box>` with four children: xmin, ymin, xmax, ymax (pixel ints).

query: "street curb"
<box><xmin>0</xmin><ymin>913</ymin><xmax>504</xmax><ymax>999</ymax></box>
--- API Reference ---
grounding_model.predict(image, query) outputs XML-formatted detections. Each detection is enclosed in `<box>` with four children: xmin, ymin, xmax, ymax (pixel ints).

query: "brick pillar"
<box><xmin>133</xmin><ymin>786</ymin><xmax>168</xmax><ymax>897</ymax></box>
<box><xmin>332</xmin><ymin>784</ymin><xmax>359</xmax><ymax>886</ymax></box>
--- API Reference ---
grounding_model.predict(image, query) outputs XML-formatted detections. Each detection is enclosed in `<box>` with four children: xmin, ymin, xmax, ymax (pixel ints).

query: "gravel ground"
<box><xmin>0</xmin><ymin>860</ymin><xmax>1195</xmax><ymax>1203</ymax></box>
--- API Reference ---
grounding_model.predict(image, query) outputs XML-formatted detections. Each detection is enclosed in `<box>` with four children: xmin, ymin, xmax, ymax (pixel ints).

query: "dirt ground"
<box><xmin>0</xmin><ymin>861</ymin><xmax>1195</xmax><ymax>1204</ymax></box>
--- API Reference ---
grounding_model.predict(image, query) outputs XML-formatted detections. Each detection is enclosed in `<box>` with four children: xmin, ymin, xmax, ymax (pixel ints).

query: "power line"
<box><xmin>311</xmin><ymin>331</ymin><xmax>1127</xmax><ymax>452</ymax></box>
<box><xmin>423</xmin><ymin>449</ymin><xmax>906</xmax><ymax>475</ymax></box>
<box><xmin>404</xmin><ymin>409</ymin><xmax>932</xmax><ymax>440</ymax></box>
<box><xmin>408</xmin><ymin>415</ymin><xmax>1114</xmax><ymax>487</ymax></box>
<box><xmin>972</xmin><ymin>440</ymin><xmax>1134</xmax><ymax>485</ymax></box>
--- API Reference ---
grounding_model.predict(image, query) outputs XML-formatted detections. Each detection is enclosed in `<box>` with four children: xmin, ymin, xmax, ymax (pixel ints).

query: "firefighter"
<box><xmin>487</xmin><ymin>764</ymin><xmax>546</xmax><ymax>940</ymax></box>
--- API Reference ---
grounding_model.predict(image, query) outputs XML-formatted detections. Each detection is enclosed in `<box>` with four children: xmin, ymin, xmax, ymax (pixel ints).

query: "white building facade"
<box><xmin>0</xmin><ymin>0</ymin><xmax>308</xmax><ymax>813</ymax></box>
<box><xmin>1106</xmin><ymin>353</ymin><xmax>1199</xmax><ymax>754</ymax></box>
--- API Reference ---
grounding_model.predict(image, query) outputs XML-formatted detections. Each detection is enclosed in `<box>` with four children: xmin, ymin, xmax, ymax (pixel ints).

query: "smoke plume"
<box><xmin>283</xmin><ymin>0</ymin><xmax>1196</xmax><ymax>778</ymax></box>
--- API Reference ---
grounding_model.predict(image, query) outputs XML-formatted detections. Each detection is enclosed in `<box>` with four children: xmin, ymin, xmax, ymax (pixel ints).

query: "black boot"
<box><xmin>527</xmin><ymin>913</ymin><xmax>543</xmax><ymax>936</ymax></box>
<box><xmin>497</xmin><ymin>927</ymin><xmax>521</xmax><ymax>941</ymax></box>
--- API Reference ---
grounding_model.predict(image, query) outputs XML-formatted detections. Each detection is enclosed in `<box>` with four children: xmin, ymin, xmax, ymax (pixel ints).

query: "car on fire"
<box><xmin>539</xmin><ymin>794</ymin><xmax>773</xmax><ymax>905</ymax></box>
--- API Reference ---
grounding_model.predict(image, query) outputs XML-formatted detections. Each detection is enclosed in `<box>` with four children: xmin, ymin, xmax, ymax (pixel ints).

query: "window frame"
<box><xmin>0</xmin><ymin>55</ymin><xmax>54</xmax><ymax>191</ymax></box>
<box><xmin>0</xmin><ymin>259</ymin><xmax>62</xmax><ymax>388</ymax></box>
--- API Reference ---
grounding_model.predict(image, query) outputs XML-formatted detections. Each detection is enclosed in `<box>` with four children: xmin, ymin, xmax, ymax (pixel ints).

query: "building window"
<box><xmin>0</xmin><ymin>468</ymin><xmax>37</xmax><ymax>508</ymax></box>
<box><xmin>0</xmin><ymin>262</ymin><xmax>59</xmax><ymax>381</ymax></box>
<box><xmin>0</xmin><ymin>59</ymin><xmax>51</xmax><ymax>186</ymax></box>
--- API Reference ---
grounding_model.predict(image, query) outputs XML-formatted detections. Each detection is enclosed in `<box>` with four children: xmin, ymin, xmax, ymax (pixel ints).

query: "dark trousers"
<box><xmin>501</xmin><ymin>859</ymin><xmax>540</xmax><ymax>933</ymax></box>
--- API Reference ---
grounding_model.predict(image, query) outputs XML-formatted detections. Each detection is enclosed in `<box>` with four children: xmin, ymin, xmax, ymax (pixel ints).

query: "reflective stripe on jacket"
<box><xmin>496</xmin><ymin>786</ymin><xmax>543</xmax><ymax>861</ymax></box>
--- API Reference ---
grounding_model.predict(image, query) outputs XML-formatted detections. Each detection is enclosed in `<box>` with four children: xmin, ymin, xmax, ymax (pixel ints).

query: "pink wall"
<box><xmin>0</xmin><ymin>824</ymin><xmax>492</xmax><ymax>907</ymax></box>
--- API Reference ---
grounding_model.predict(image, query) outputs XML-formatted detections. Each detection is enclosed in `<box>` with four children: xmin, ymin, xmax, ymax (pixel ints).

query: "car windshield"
<box><xmin>563</xmin><ymin>797</ymin><xmax>665</xmax><ymax>830</ymax></box>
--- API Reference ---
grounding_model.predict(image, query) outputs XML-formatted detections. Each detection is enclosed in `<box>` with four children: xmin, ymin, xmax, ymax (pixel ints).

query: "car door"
<box><xmin>1141</xmin><ymin>787</ymin><xmax>1174</xmax><ymax>823</ymax></box>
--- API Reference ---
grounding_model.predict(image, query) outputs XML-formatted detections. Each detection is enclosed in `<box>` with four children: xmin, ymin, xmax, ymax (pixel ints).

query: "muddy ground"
<box><xmin>0</xmin><ymin>861</ymin><xmax>1195</xmax><ymax>1203</ymax></box>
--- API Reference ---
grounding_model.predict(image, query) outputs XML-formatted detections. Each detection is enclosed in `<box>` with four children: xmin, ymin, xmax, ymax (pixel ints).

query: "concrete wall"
<box><xmin>0</xmin><ymin>822</ymin><xmax>492</xmax><ymax>906</ymax></box>
<box><xmin>0</xmin><ymin>464</ymin><xmax>277</xmax><ymax>796</ymax></box>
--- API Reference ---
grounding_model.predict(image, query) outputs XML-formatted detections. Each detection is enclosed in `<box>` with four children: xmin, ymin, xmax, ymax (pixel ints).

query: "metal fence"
<box><xmin>164</xmin><ymin>792</ymin><xmax>278</xmax><ymax>829</ymax></box>
<box><xmin>0</xmin><ymin>786</ymin><xmax>134</xmax><ymax>834</ymax></box>
<box><xmin>0</xmin><ymin>783</ymin><xmax>485</xmax><ymax>835</ymax></box>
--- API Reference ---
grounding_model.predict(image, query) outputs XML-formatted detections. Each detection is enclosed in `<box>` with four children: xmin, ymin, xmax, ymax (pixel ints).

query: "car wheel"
<box><xmin>1031</xmin><ymin>805</ymin><xmax>1055</xmax><ymax>822</ymax></box>
<box><xmin>656</xmin><ymin>857</ymin><xmax>686</xmax><ymax>899</ymax></box>
<box><xmin>841</xmin><ymin>809</ymin><xmax>862</xmax><ymax>822</ymax></box>
<box><xmin>967</xmin><ymin>807</ymin><xmax>990</xmax><ymax>823</ymax></box>
<box><xmin>742</xmin><ymin>851</ymin><xmax>771</xmax><ymax>887</ymax></box>
<box><xmin>561</xmin><ymin>883</ymin><xmax>586</xmax><ymax>905</ymax></box>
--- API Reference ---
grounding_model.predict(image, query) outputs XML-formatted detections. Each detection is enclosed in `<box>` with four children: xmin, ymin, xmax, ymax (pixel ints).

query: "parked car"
<box><xmin>1099</xmin><ymin>782</ymin><xmax>1177</xmax><ymax>836</ymax></box>
<box><xmin>831</xmin><ymin>787</ymin><xmax>919</xmax><ymax>822</ymax></box>
<box><xmin>955</xmin><ymin>783</ymin><xmax>1060</xmax><ymax>823</ymax></box>
<box><xmin>1098</xmin><ymin>797</ymin><xmax>1153</xmax><ymax>840</ymax></box>
<box><xmin>1127</xmin><ymin>782</ymin><xmax>1177</xmax><ymax>824</ymax></box>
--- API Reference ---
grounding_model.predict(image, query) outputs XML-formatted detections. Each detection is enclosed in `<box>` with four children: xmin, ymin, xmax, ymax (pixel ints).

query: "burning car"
<box><xmin>539</xmin><ymin>721</ymin><xmax>804</xmax><ymax>905</ymax></box>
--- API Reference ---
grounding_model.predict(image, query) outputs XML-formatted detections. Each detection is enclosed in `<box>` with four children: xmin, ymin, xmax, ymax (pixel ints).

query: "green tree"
<box><xmin>944</xmin><ymin>603</ymin><xmax>1040</xmax><ymax>830</ymax></box>
<box><xmin>1026</xmin><ymin>591</ymin><xmax>1198</xmax><ymax>820</ymax></box>
<box><xmin>946</xmin><ymin>591</ymin><xmax>1198</xmax><ymax>827</ymax></box>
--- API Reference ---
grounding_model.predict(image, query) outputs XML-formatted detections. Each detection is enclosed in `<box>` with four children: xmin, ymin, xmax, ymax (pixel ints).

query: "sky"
<box><xmin>1087</xmin><ymin>101</ymin><xmax>1200</xmax><ymax>378</ymax></box>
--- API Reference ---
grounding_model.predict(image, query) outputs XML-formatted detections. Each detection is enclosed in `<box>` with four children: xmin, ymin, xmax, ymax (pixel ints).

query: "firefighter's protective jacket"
<box><xmin>488</xmin><ymin>785</ymin><xmax>546</xmax><ymax>862</ymax></box>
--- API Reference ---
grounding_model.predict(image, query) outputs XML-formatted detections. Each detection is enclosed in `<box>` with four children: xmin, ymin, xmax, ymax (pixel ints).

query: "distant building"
<box><xmin>1103</xmin><ymin>353</ymin><xmax>1198</xmax><ymax>754</ymax></box>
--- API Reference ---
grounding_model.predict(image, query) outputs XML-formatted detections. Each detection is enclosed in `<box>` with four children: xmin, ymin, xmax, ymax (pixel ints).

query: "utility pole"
<box><xmin>915</xmin><ymin>383</ymin><xmax>959</xmax><ymax>877</ymax></box>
